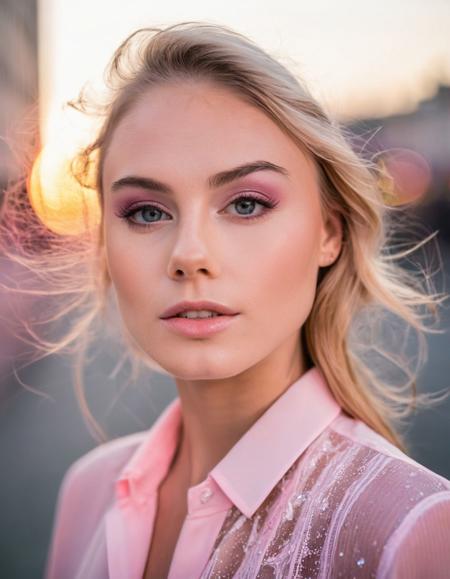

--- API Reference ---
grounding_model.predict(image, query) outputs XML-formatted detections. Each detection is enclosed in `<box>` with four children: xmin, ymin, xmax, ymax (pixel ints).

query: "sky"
<box><xmin>38</xmin><ymin>0</ymin><xmax>450</xmax><ymax>144</ymax></box>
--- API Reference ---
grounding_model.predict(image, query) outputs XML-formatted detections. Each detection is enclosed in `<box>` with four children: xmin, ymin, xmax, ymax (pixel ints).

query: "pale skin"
<box><xmin>102</xmin><ymin>79</ymin><xmax>343</xmax><ymax>577</ymax></box>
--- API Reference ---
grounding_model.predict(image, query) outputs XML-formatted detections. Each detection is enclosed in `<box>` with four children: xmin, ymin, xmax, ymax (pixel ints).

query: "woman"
<box><xmin>2</xmin><ymin>21</ymin><xmax>450</xmax><ymax>579</ymax></box>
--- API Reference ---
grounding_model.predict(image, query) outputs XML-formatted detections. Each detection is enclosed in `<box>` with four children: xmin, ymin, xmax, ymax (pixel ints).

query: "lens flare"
<box><xmin>28</xmin><ymin>143</ymin><xmax>101</xmax><ymax>236</ymax></box>
<box><xmin>379</xmin><ymin>149</ymin><xmax>432</xmax><ymax>206</ymax></box>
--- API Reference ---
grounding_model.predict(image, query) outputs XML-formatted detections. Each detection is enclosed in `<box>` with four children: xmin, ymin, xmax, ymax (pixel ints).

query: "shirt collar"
<box><xmin>115</xmin><ymin>366</ymin><xmax>342</xmax><ymax>517</ymax></box>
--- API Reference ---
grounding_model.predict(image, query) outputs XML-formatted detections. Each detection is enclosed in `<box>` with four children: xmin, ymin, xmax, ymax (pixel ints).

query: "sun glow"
<box><xmin>28</xmin><ymin>140</ymin><xmax>101</xmax><ymax>236</ymax></box>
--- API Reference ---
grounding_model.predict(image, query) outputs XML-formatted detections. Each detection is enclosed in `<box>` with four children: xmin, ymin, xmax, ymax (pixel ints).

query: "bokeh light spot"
<box><xmin>28</xmin><ymin>143</ymin><xmax>101</xmax><ymax>236</ymax></box>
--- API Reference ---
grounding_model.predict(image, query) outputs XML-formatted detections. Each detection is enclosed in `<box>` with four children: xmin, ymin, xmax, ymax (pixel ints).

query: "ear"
<box><xmin>318</xmin><ymin>210</ymin><xmax>343</xmax><ymax>267</ymax></box>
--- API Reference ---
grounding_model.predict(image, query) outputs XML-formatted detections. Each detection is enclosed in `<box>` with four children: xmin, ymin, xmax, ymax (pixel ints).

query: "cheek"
<box><xmin>246</xmin><ymin>215</ymin><xmax>320</xmax><ymax>323</ymax></box>
<box><xmin>104</xmin><ymin>225</ymin><xmax>158</xmax><ymax>319</ymax></box>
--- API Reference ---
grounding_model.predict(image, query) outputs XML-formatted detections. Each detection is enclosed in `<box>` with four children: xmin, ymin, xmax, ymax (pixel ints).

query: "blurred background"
<box><xmin>1</xmin><ymin>0</ymin><xmax>449</xmax><ymax>577</ymax></box>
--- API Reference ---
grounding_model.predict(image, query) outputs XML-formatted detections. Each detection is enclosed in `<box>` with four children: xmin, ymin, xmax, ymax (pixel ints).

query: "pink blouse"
<box><xmin>45</xmin><ymin>366</ymin><xmax>450</xmax><ymax>578</ymax></box>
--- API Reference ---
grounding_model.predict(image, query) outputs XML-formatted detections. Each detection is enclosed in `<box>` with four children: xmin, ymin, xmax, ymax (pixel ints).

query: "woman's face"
<box><xmin>102</xmin><ymin>80</ymin><xmax>342</xmax><ymax>379</ymax></box>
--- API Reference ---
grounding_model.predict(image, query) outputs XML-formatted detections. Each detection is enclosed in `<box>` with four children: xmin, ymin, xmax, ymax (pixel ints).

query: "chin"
<box><xmin>152</xmin><ymin>353</ymin><xmax>248</xmax><ymax>382</ymax></box>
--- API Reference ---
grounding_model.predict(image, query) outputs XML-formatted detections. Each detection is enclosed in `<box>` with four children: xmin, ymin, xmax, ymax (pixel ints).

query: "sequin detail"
<box><xmin>201</xmin><ymin>415</ymin><xmax>450</xmax><ymax>578</ymax></box>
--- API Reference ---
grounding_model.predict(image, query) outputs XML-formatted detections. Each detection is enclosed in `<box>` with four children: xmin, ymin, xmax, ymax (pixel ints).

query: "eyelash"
<box><xmin>116</xmin><ymin>193</ymin><xmax>278</xmax><ymax>229</ymax></box>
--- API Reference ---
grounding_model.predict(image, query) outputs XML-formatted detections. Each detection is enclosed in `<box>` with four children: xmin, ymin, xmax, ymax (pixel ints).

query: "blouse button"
<box><xmin>200</xmin><ymin>486</ymin><xmax>214</xmax><ymax>503</ymax></box>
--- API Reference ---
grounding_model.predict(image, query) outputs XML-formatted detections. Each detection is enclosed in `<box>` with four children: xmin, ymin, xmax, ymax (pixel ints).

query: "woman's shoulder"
<box><xmin>45</xmin><ymin>430</ymin><xmax>150</xmax><ymax>578</ymax></box>
<box><xmin>313</xmin><ymin>412</ymin><xmax>450</xmax><ymax>577</ymax></box>
<box><xmin>62</xmin><ymin>430</ymin><xmax>148</xmax><ymax>490</ymax></box>
<box><xmin>327</xmin><ymin>411</ymin><xmax>450</xmax><ymax>489</ymax></box>
<box><xmin>52</xmin><ymin>430</ymin><xmax>149</xmax><ymax>522</ymax></box>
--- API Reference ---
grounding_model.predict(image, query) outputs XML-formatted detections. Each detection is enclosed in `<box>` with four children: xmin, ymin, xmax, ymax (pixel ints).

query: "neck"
<box><xmin>171</xmin><ymin>333</ymin><xmax>308</xmax><ymax>489</ymax></box>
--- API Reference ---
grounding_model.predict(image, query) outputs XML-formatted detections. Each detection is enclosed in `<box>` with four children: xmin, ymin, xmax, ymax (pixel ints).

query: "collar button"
<box><xmin>200</xmin><ymin>487</ymin><xmax>214</xmax><ymax>503</ymax></box>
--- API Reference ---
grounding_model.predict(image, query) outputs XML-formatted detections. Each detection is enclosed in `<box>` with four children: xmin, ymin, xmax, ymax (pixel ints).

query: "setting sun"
<box><xmin>28</xmin><ymin>142</ymin><xmax>101</xmax><ymax>236</ymax></box>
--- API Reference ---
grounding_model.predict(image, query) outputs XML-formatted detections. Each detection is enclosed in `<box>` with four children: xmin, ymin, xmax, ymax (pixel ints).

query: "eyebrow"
<box><xmin>110</xmin><ymin>160</ymin><xmax>289</xmax><ymax>194</ymax></box>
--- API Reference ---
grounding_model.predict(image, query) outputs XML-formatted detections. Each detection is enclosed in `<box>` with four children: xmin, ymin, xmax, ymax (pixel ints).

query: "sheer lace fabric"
<box><xmin>201</xmin><ymin>414</ymin><xmax>450</xmax><ymax>578</ymax></box>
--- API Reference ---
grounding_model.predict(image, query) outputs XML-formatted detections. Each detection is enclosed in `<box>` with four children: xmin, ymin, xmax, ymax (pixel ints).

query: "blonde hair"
<box><xmin>1</xmin><ymin>21</ymin><xmax>448</xmax><ymax>449</ymax></box>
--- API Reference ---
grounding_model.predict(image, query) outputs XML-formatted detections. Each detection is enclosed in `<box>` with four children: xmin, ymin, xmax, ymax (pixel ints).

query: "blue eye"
<box><xmin>227</xmin><ymin>195</ymin><xmax>272</xmax><ymax>218</ymax></box>
<box><xmin>117</xmin><ymin>193</ymin><xmax>277</xmax><ymax>229</ymax></box>
<box><xmin>130</xmin><ymin>206</ymin><xmax>169</xmax><ymax>224</ymax></box>
<box><xmin>116</xmin><ymin>204</ymin><xmax>170</xmax><ymax>227</ymax></box>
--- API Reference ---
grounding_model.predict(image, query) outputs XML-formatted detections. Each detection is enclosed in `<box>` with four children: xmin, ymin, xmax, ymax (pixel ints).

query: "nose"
<box><xmin>166</xmin><ymin>217</ymin><xmax>220</xmax><ymax>280</ymax></box>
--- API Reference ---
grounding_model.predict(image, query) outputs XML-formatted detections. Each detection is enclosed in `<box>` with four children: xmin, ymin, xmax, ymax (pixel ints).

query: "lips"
<box><xmin>160</xmin><ymin>312</ymin><xmax>239</xmax><ymax>338</ymax></box>
<box><xmin>174</xmin><ymin>312</ymin><xmax>223</xmax><ymax>318</ymax></box>
<box><xmin>160</xmin><ymin>300</ymin><xmax>239</xmax><ymax>319</ymax></box>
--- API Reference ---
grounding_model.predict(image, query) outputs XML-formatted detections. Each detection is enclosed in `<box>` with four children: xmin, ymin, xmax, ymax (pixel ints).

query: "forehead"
<box><xmin>102</xmin><ymin>80</ymin><xmax>318</xmax><ymax>187</ymax></box>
